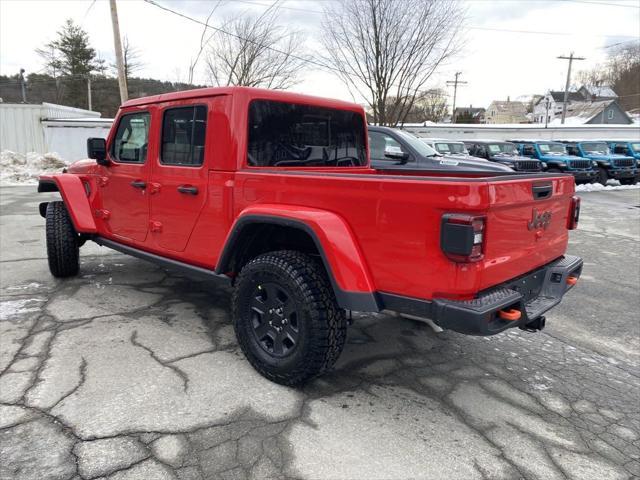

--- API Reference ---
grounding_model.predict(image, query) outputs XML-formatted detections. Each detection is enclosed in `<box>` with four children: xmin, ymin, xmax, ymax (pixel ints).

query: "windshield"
<box><xmin>631</xmin><ymin>143</ymin><xmax>640</xmax><ymax>153</ymax></box>
<box><xmin>538</xmin><ymin>143</ymin><xmax>567</xmax><ymax>154</ymax></box>
<box><xmin>488</xmin><ymin>143</ymin><xmax>517</xmax><ymax>155</ymax></box>
<box><xmin>395</xmin><ymin>130</ymin><xmax>439</xmax><ymax>157</ymax></box>
<box><xmin>582</xmin><ymin>142</ymin><xmax>610</xmax><ymax>155</ymax></box>
<box><xmin>434</xmin><ymin>142</ymin><xmax>467</xmax><ymax>154</ymax></box>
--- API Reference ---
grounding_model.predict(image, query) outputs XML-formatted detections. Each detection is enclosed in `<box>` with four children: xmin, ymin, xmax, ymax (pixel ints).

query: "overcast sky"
<box><xmin>1</xmin><ymin>0</ymin><xmax>639</xmax><ymax>111</ymax></box>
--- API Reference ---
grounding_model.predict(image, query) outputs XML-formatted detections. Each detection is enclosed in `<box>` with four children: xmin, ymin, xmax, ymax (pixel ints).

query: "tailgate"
<box><xmin>479</xmin><ymin>175</ymin><xmax>575</xmax><ymax>291</ymax></box>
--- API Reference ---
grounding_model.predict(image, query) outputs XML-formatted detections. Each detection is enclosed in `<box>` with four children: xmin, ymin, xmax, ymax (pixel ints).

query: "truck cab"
<box><xmin>511</xmin><ymin>140</ymin><xmax>597</xmax><ymax>184</ymax></box>
<box><xmin>463</xmin><ymin>140</ymin><xmax>543</xmax><ymax>173</ymax></box>
<box><xmin>558</xmin><ymin>141</ymin><xmax>637</xmax><ymax>185</ymax></box>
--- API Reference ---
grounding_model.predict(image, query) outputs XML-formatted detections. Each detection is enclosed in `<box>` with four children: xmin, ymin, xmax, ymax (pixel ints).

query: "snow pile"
<box><xmin>0</xmin><ymin>150</ymin><xmax>67</xmax><ymax>185</ymax></box>
<box><xmin>576</xmin><ymin>182</ymin><xmax>640</xmax><ymax>192</ymax></box>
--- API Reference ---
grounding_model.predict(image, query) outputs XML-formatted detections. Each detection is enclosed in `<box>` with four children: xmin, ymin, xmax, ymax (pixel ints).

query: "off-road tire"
<box><xmin>46</xmin><ymin>201</ymin><xmax>79</xmax><ymax>277</ymax></box>
<box><xmin>597</xmin><ymin>167</ymin><xmax>609</xmax><ymax>186</ymax></box>
<box><xmin>620</xmin><ymin>177</ymin><xmax>637</xmax><ymax>185</ymax></box>
<box><xmin>232</xmin><ymin>250</ymin><xmax>347</xmax><ymax>386</ymax></box>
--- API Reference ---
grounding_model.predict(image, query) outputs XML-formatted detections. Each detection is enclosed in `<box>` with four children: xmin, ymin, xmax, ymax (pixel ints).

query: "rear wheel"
<box><xmin>45</xmin><ymin>201</ymin><xmax>79</xmax><ymax>277</ymax></box>
<box><xmin>232</xmin><ymin>250</ymin><xmax>347</xmax><ymax>386</ymax></box>
<box><xmin>597</xmin><ymin>167</ymin><xmax>609</xmax><ymax>186</ymax></box>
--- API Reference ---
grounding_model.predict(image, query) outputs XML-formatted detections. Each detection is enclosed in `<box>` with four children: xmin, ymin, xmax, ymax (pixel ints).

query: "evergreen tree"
<box><xmin>36</xmin><ymin>19</ymin><xmax>98</xmax><ymax>109</ymax></box>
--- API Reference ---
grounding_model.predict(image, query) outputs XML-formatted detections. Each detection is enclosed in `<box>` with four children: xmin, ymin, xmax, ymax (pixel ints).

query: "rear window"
<box><xmin>247</xmin><ymin>100</ymin><xmax>367</xmax><ymax>167</ymax></box>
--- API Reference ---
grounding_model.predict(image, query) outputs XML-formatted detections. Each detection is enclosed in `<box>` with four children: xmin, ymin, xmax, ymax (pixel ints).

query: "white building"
<box><xmin>0</xmin><ymin>102</ymin><xmax>112</xmax><ymax>161</ymax></box>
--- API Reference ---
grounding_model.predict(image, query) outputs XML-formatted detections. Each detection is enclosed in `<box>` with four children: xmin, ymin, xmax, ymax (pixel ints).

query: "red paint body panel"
<box><xmin>43</xmin><ymin>86</ymin><xmax>577</xmax><ymax>303</ymax></box>
<box><xmin>39</xmin><ymin>174</ymin><xmax>97</xmax><ymax>234</ymax></box>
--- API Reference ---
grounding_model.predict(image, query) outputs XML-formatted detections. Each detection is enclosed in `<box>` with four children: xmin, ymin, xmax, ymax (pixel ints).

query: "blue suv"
<box><xmin>511</xmin><ymin>140</ymin><xmax>597</xmax><ymax>184</ymax></box>
<box><xmin>558</xmin><ymin>141</ymin><xmax>637</xmax><ymax>185</ymax></box>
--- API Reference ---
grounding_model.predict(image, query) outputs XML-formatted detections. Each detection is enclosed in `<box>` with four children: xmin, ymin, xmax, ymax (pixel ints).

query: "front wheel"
<box><xmin>232</xmin><ymin>250</ymin><xmax>347</xmax><ymax>386</ymax></box>
<box><xmin>45</xmin><ymin>201</ymin><xmax>79</xmax><ymax>277</ymax></box>
<box><xmin>597</xmin><ymin>167</ymin><xmax>609</xmax><ymax>186</ymax></box>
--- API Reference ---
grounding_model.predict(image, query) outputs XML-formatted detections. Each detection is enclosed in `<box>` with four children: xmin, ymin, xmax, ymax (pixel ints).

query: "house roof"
<box><xmin>580</xmin><ymin>85</ymin><xmax>617</xmax><ymax>98</ymax></box>
<box><xmin>550</xmin><ymin>100</ymin><xmax>631</xmax><ymax>125</ymax></box>
<box><xmin>487</xmin><ymin>101</ymin><xmax>528</xmax><ymax>116</ymax></box>
<box><xmin>548</xmin><ymin>91</ymin><xmax>584</xmax><ymax>103</ymax></box>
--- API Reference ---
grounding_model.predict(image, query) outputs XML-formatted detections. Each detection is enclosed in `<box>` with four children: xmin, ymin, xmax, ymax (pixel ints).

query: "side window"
<box><xmin>111</xmin><ymin>112</ymin><xmax>150</xmax><ymax>163</ymax></box>
<box><xmin>566</xmin><ymin>145</ymin><xmax>578</xmax><ymax>155</ymax></box>
<box><xmin>607</xmin><ymin>109</ymin><xmax>614</xmax><ymax>120</ymax></box>
<box><xmin>161</xmin><ymin>106</ymin><xmax>207</xmax><ymax>166</ymax></box>
<box><xmin>522</xmin><ymin>145</ymin><xmax>535</xmax><ymax>156</ymax></box>
<box><xmin>370</xmin><ymin>133</ymin><xmax>406</xmax><ymax>161</ymax></box>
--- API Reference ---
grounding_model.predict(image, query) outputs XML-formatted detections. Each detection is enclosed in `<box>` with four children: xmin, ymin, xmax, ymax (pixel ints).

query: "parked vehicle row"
<box><xmin>368</xmin><ymin>127</ymin><xmax>639</xmax><ymax>185</ymax></box>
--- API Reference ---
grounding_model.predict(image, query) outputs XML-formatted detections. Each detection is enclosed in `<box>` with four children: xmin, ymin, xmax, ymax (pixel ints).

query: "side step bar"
<box><xmin>92</xmin><ymin>237</ymin><xmax>230</xmax><ymax>284</ymax></box>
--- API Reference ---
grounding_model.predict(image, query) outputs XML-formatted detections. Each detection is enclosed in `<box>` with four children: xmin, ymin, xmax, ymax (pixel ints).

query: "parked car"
<box><xmin>39</xmin><ymin>86</ymin><xmax>583</xmax><ymax>386</ymax></box>
<box><xmin>368</xmin><ymin>127</ymin><xmax>513</xmax><ymax>173</ymax></box>
<box><xmin>557</xmin><ymin>140</ymin><xmax>637</xmax><ymax>185</ymax></box>
<box><xmin>606</xmin><ymin>140</ymin><xmax>640</xmax><ymax>161</ymax></box>
<box><xmin>420</xmin><ymin>138</ymin><xmax>486</xmax><ymax>162</ymax></box>
<box><xmin>510</xmin><ymin>140</ymin><xmax>597</xmax><ymax>184</ymax></box>
<box><xmin>463</xmin><ymin>140</ymin><xmax>543</xmax><ymax>172</ymax></box>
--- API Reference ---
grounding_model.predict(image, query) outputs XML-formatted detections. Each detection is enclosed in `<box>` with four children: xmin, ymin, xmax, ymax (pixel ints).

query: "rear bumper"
<box><xmin>380</xmin><ymin>255</ymin><xmax>583</xmax><ymax>336</ymax></box>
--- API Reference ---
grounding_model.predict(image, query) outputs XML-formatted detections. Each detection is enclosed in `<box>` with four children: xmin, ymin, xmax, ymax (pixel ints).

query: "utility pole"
<box><xmin>544</xmin><ymin>97</ymin><xmax>550</xmax><ymax>129</ymax></box>
<box><xmin>87</xmin><ymin>75</ymin><xmax>93</xmax><ymax>111</ymax></box>
<box><xmin>446</xmin><ymin>72</ymin><xmax>467</xmax><ymax>123</ymax></box>
<box><xmin>109</xmin><ymin>0</ymin><xmax>128</xmax><ymax>104</ymax></box>
<box><xmin>557</xmin><ymin>53</ymin><xmax>585</xmax><ymax>124</ymax></box>
<box><xmin>19</xmin><ymin>69</ymin><xmax>27</xmax><ymax>103</ymax></box>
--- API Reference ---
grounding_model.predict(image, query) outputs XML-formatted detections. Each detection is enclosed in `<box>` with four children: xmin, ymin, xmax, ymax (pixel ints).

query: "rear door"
<box><xmin>149</xmin><ymin>102</ymin><xmax>208</xmax><ymax>253</ymax></box>
<box><xmin>101</xmin><ymin>110</ymin><xmax>151</xmax><ymax>242</ymax></box>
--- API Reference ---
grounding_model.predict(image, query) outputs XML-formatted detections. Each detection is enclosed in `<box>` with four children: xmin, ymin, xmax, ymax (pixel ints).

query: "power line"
<box><xmin>141</xmin><ymin>0</ymin><xmax>451</xmax><ymax>98</ymax></box>
<box><xmin>446</xmin><ymin>72</ymin><xmax>467</xmax><ymax>122</ymax></box>
<box><xmin>560</xmin><ymin>0</ymin><xmax>640</xmax><ymax>8</ymax></box>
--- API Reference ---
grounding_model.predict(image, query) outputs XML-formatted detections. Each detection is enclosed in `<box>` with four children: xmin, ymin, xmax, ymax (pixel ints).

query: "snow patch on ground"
<box><xmin>1</xmin><ymin>150</ymin><xmax>67</xmax><ymax>185</ymax></box>
<box><xmin>575</xmin><ymin>182</ymin><xmax>640</xmax><ymax>192</ymax></box>
<box><xmin>0</xmin><ymin>298</ymin><xmax>46</xmax><ymax>320</ymax></box>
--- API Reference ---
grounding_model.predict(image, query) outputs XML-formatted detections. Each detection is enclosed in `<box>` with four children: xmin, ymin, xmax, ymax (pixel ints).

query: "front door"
<box><xmin>101</xmin><ymin>111</ymin><xmax>151</xmax><ymax>242</ymax></box>
<box><xmin>149</xmin><ymin>104</ymin><xmax>208</xmax><ymax>253</ymax></box>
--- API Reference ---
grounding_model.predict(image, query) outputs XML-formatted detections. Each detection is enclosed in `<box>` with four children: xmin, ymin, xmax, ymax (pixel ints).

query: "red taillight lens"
<box><xmin>440</xmin><ymin>214</ymin><xmax>486</xmax><ymax>262</ymax></box>
<box><xmin>568</xmin><ymin>195</ymin><xmax>580</xmax><ymax>230</ymax></box>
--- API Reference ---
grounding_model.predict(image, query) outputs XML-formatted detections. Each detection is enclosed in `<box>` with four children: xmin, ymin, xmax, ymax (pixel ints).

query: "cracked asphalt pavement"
<box><xmin>1</xmin><ymin>186</ymin><xmax>639</xmax><ymax>480</ymax></box>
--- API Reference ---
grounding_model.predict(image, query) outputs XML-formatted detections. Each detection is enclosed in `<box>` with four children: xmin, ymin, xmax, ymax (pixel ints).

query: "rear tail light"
<box><xmin>440</xmin><ymin>214</ymin><xmax>486</xmax><ymax>263</ymax></box>
<box><xmin>568</xmin><ymin>195</ymin><xmax>580</xmax><ymax>230</ymax></box>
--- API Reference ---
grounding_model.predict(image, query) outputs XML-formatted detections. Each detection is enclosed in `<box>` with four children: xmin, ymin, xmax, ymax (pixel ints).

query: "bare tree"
<box><xmin>111</xmin><ymin>36</ymin><xmax>144</xmax><ymax>83</ymax></box>
<box><xmin>205</xmin><ymin>6</ymin><xmax>307</xmax><ymax>89</ymax></box>
<box><xmin>188</xmin><ymin>1</ymin><xmax>223</xmax><ymax>85</ymax></box>
<box><xmin>322</xmin><ymin>0</ymin><xmax>464</xmax><ymax>126</ymax></box>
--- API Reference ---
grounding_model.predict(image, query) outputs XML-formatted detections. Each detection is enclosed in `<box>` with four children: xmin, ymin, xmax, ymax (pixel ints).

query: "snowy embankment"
<box><xmin>1</xmin><ymin>150</ymin><xmax>67</xmax><ymax>185</ymax></box>
<box><xmin>575</xmin><ymin>182</ymin><xmax>640</xmax><ymax>192</ymax></box>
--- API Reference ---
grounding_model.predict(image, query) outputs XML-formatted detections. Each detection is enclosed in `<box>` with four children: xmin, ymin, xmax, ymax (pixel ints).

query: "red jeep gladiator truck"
<box><xmin>38</xmin><ymin>87</ymin><xmax>582</xmax><ymax>385</ymax></box>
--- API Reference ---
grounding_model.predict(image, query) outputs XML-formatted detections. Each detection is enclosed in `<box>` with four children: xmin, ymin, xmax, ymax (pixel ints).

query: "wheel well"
<box><xmin>222</xmin><ymin>223</ymin><xmax>321</xmax><ymax>276</ymax></box>
<box><xmin>38</xmin><ymin>180</ymin><xmax>59</xmax><ymax>193</ymax></box>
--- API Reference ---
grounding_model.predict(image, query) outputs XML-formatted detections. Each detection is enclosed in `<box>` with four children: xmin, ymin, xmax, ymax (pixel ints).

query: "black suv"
<box><xmin>463</xmin><ymin>140</ymin><xmax>543</xmax><ymax>172</ymax></box>
<box><xmin>368</xmin><ymin>127</ymin><xmax>514</xmax><ymax>173</ymax></box>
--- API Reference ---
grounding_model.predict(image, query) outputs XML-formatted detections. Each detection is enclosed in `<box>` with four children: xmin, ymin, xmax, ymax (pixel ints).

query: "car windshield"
<box><xmin>395</xmin><ymin>130</ymin><xmax>439</xmax><ymax>157</ymax></box>
<box><xmin>631</xmin><ymin>143</ymin><xmax>640</xmax><ymax>152</ymax></box>
<box><xmin>487</xmin><ymin>143</ymin><xmax>517</xmax><ymax>155</ymax></box>
<box><xmin>538</xmin><ymin>143</ymin><xmax>567</xmax><ymax>154</ymax></box>
<box><xmin>582</xmin><ymin>142</ymin><xmax>610</xmax><ymax>155</ymax></box>
<box><xmin>434</xmin><ymin>142</ymin><xmax>467</xmax><ymax>154</ymax></box>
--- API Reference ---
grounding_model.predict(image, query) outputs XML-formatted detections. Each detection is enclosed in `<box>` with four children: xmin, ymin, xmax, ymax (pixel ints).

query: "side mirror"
<box><xmin>87</xmin><ymin>138</ymin><xmax>109</xmax><ymax>166</ymax></box>
<box><xmin>384</xmin><ymin>146</ymin><xmax>409</xmax><ymax>163</ymax></box>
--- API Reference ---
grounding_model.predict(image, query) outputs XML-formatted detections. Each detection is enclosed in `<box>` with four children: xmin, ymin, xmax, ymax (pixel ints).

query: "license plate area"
<box><xmin>505</xmin><ymin>268</ymin><xmax>546</xmax><ymax>303</ymax></box>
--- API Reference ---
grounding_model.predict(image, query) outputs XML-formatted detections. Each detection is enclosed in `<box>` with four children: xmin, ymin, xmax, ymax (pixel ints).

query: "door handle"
<box><xmin>130</xmin><ymin>180</ymin><xmax>146</xmax><ymax>189</ymax></box>
<box><xmin>177</xmin><ymin>185</ymin><xmax>198</xmax><ymax>195</ymax></box>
